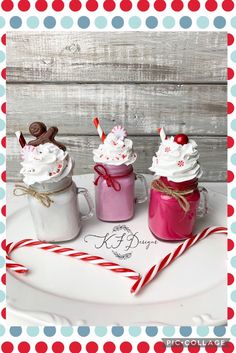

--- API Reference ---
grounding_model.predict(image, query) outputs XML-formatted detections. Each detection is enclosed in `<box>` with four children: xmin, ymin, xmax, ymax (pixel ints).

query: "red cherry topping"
<box><xmin>174</xmin><ymin>133</ymin><xmax>189</xmax><ymax>145</ymax></box>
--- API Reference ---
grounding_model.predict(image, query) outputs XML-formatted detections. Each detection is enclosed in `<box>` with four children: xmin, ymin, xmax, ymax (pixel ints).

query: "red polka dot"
<box><xmin>1</xmin><ymin>68</ymin><xmax>6</xmax><ymax>80</ymax></box>
<box><xmin>18</xmin><ymin>0</ymin><xmax>30</xmax><ymax>11</ymax></box>
<box><xmin>228</xmin><ymin>204</ymin><xmax>234</xmax><ymax>217</ymax></box>
<box><xmin>171</xmin><ymin>343</ymin><xmax>184</xmax><ymax>353</ymax></box>
<box><xmin>103</xmin><ymin>342</ymin><xmax>116</xmax><ymax>353</ymax></box>
<box><xmin>188</xmin><ymin>0</ymin><xmax>200</xmax><ymax>11</ymax></box>
<box><xmin>1</xmin><ymin>102</ymin><xmax>6</xmax><ymax>114</ymax></box>
<box><xmin>86</xmin><ymin>342</ymin><xmax>98</xmax><ymax>353</ymax></box>
<box><xmin>1</xmin><ymin>239</ymin><xmax>6</xmax><ymax>250</ymax></box>
<box><xmin>228</xmin><ymin>102</ymin><xmax>234</xmax><ymax>114</ymax></box>
<box><xmin>154</xmin><ymin>342</ymin><xmax>166</xmax><ymax>353</ymax></box>
<box><xmin>228</xmin><ymin>273</ymin><xmax>234</xmax><ymax>285</ymax></box>
<box><xmin>69</xmin><ymin>342</ymin><xmax>81</xmax><ymax>353</ymax></box>
<box><xmin>120</xmin><ymin>0</ymin><xmax>132</xmax><ymax>11</ymax></box>
<box><xmin>86</xmin><ymin>0</ymin><xmax>98</xmax><ymax>11</ymax></box>
<box><xmin>52</xmin><ymin>0</ymin><xmax>64</xmax><ymax>11</ymax></box>
<box><xmin>222</xmin><ymin>0</ymin><xmax>234</xmax><ymax>11</ymax></box>
<box><xmin>137</xmin><ymin>342</ymin><xmax>149</xmax><ymax>353</ymax></box>
<box><xmin>1</xmin><ymin>307</ymin><xmax>6</xmax><ymax>319</ymax></box>
<box><xmin>1</xmin><ymin>170</ymin><xmax>6</xmax><ymax>182</ymax></box>
<box><xmin>205</xmin><ymin>0</ymin><xmax>217</xmax><ymax>11</ymax></box>
<box><xmin>154</xmin><ymin>0</ymin><xmax>166</xmax><ymax>11</ymax></box>
<box><xmin>228</xmin><ymin>68</ymin><xmax>234</xmax><ymax>80</ymax></box>
<box><xmin>69</xmin><ymin>0</ymin><xmax>82</xmax><ymax>11</ymax></box>
<box><xmin>222</xmin><ymin>342</ymin><xmax>235</xmax><ymax>353</ymax></box>
<box><xmin>228</xmin><ymin>238</ymin><xmax>234</xmax><ymax>251</ymax></box>
<box><xmin>188</xmin><ymin>344</ymin><xmax>200</xmax><ymax>353</ymax></box>
<box><xmin>1</xmin><ymin>273</ymin><xmax>6</xmax><ymax>285</ymax></box>
<box><xmin>103</xmin><ymin>0</ymin><xmax>115</xmax><ymax>11</ymax></box>
<box><xmin>1</xmin><ymin>137</ymin><xmax>6</xmax><ymax>148</ymax></box>
<box><xmin>228</xmin><ymin>33</ymin><xmax>234</xmax><ymax>46</ymax></box>
<box><xmin>35</xmin><ymin>342</ymin><xmax>48</xmax><ymax>353</ymax></box>
<box><xmin>52</xmin><ymin>342</ymin><xmax>64</xmax><ymax>353</ymax></box>
<box><xmin>1</xmin><ymin>204</ymin><xmax>6</xmax><ymax>216</ymax></box>
<box><xmin>1</xmin><ymin>0</ymin><xmax>14</xmax><ymax>11</ymax></box>
<box><xmin>228</xmin><ymin>136</ymin><xmax>234</xmax><ymax>148</ymax></box>
<box><xmin>205</xmin><ymin>343</ymin><xmax>217</xmax><ymax>353</ymax></box>
<box><xmin>227</xmin><ymin>170</ymin><xmax>234</xmax><ymax>182</ymax></box>
<box><xmin>1</xmin><ymin>342</ymin><xmax>14</xmax><ymax>353</ymax></box>
<box><xmin>120</xmin><ymin>342</ymin><xmax>132</xmax><ymax>353</ymax></box>
<box><xmin>137</xmin><ymin>0</ymin><xmax>149</xmax><ymax>11</ymax></box>
<box><xmin>18</xmin><ymin>342</ymin><xmax>31</xmax><ymax>353</ymax></box>
<box><xmin>171</xmin><ymin>0</ymin><xmax>184</xmax><ymax>11</ymax></box>
<box><xmin>1</xmin><ymin>34</ymin><xmax>6</xmax><ymax>46</ymax></box>
<box><xmin>35</xmin><ymin>0</ymin><xmax>48</xmax><ymax>11</ymax></box>
<box><xmin>228</xmin><ymin>306</ymin><xmax>234</xmax><ymax>320</ymax></box>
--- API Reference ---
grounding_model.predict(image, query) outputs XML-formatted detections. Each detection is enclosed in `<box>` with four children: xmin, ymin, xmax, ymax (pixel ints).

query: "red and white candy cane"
<box><xmin>15</xmin><ymin>131</ymin><xmax>26</xmax><ymax>148</ymax></box>
<box><xmin>6</xmin><ymin>239</ymin><xmax>140</xmax><ymax>281</ymax></box>
<box><xmin>157</xmin><ymin>127</ymin><xmax>166</xmax><ymax>142</ymax></box>
<box><xmin>93</xmin><ymin>117</ymin><xmax>106</xmax><ymax>143</ymax></box>
<box><xmin>131</xmin><ymin>226</ymin><xmax>227</xmax><ymax>295</ymax></box>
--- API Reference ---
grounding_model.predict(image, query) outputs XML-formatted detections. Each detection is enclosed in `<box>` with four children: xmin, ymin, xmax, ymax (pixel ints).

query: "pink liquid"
<box><xmin>148</xmin><ymin>177</ymin><xmax>200</xmax><ymax>241</ymax></box>
<box><xmin>94</xmin><ymin>164</ymin><xmax>135</xmax><ymax>222</ymax></box>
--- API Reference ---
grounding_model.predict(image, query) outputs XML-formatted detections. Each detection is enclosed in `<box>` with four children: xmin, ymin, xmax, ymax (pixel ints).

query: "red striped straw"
<box><xmin>131</xmin><ymin>226</ymin><xmax>227</xmax><ymax>295</ymax></box>
<box><xmin>6</xmin><ymin>238</ymin><xmax>140</xmax><ymax>281</ymax></box>
<box><xmin>157</xmin><ymin>127</ymin><xmax>166</xmax><ymax>142</ymax></box>
<box><xmin>15</xmin><ymin>131</ymin><xmax>26</xmax><ymax>148</ymax></box>
<box><xmin>93</xmin><ymin>117</ymin><xmax>106</xmax><ymax>143</ymax></box>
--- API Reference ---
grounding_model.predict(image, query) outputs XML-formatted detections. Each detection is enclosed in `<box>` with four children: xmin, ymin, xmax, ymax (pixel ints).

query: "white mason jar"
<box><xmin>17</xmin><ymin>176</ymin><xmax>94</xmax><ymax>242</ymax></box>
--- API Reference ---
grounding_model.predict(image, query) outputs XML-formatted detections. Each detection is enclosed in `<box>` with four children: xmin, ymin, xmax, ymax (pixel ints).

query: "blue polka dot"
<box><xmin>26</xmin><ymin>327</ymin><xmax>39</xmax><ymax>337</ymax></box>
<box><xmin>0</xmin><ymin>51</ymin><xmax>5</xmax><ymax>63</ymax></box>
<box><xmin>43</xmin><ymin>326</ymin><xmax>56</xmax><ymax>336</ymax></box>
<box><xmin>0</xmin><ymin>85</ymin><xmax>5</xmax><ymax>97</ymax></box>
<box><xmin>231</xmin><ymin>119</ymin><xmax>236</xmax><ymax>131</ymax></box>
<box><xmin>163</xmin><ymin>16</ymin><xmax>175</xmax><ymax>29</ymax></box>
<box><xmin>112</xmin><ymin>16</ymin><xmax>124</xmax><ymax>29</ymax></box>
<box><xmin>231</xmin><ymin>290</ymin><xmax>236</xmax><ymax>302</ymax></box>
<box><xmin>163</xmin><ymin>326</ymin><xmax>175</xmax><ymax>336</ymax></box>
<box><xmin>112</xmin><ymin>326</ymin><xmax>124</xmax><ymax>337</ymax></box>
<box><xmin>231</xmin><ymin>51</ymin><xmax>236</xmax><ymax>63</ymax></box>
<box><xmin>180</xmin><ymin>16</ymin><xmax>192</xmax><ymax>29</ymax></box>
<box><xmin>0</xmin><ymin>188</ymin><xmax>5</xmax><ymax>200</ymax></box>
<box><xmin>9</xmin><ymin>326</ymin><xmax>22</xmax><ymax>337</ymax></box>
<box><xmin>231</xmin><ymin>256</ymin><xmax>236</xmax><ymax>268</ymax></box>
<box><xmin>27</xmin><ymin>16</ymin><xmax>39</xmax><ymax>29</ymax></box>
<box><xmin>197</xmin><ymin>16</ymin><xmax>209</xmax><ymax>29</ymax></box>
<box><xmin>0</xmin><ymin>119</ymin><xmax>5</xmax><ymax>131</ymax></box>
<box><xmin>0</xmin><ymin>154</ymin><xmax>5</xmax><ymax>166</ymax></box>
<box><xmin>197</xmin><ymin>326</ymin><xmax>209</xmax><ymax>336</ymax></box>
<box><xmin>129</xmin><ymin>16</ymin><xmax>141</xmax><ymax>29</ymax></box>
<box><xmin>231</xmin><ymin>188</ymin><xmax>236</xmax><ymax>200</ymax></box>
<box><xmin>61</xmin><ymin>16</ymin><xmax>73</xmax><ymax>29</ymax></box>
<box><xmin>231</xmin><ymin>85</ymin><xmax>236</xmax><ymax>97</ymax></box>
<box><xmin>78</xmin><ymin>326</ymin><xmax>90</xmax><ymax>337</ymax></box>
<box><xmin>95</xmin><ymin>326</ymin><xmax>107</xmax><ymax>337</ymax></box>
<box><xmin>95</xmin><ymin>16</ymin><xmax>107</xmax><ymax>29</ymax></box>
<box><xmin>214</xmin><ymin>16</ymin><xmax>226</xmax><ymax>29</ymax></box>
<box><xmin>231</xmin><ymin>221</ymin><xmax>236</xmax><ymax>234</ymax></box>
<box><xmin>0</xmin><ymin>222</ymin><xmax>5</xmax><ymax>234</ymax></box>
<box><xmin>179</xmin><ymin>326</ymin><xmax>192</xmax><ymax>336</ymax></box>
<box><xmin>146</xmin><ymin>326</ymin><xmax>158</xmax><ymax>336</ymax></box>
<box><xmin>44</xmin><ymin>16</ymin><xmax>56</xmax><ymax>29</ymax></box>
<box><xmin>0</xmin><ymin>325</ymin><xmax>5</xmax><ymax>336</ymax></box>
<box><xmin>213</xmin><ymin>326</ymin><xmax>226</xmax><ymax>336</ymax></box>
<box><xmin>0</xmin><ymin>290</ymin><xmax>5</xmax><ymax>302</ymax></box>
<box><xmin>231</xmin><ymin>154</ymin><xmax>236</xmax><ymax>165</ymax></box>
<box><xmin>231</xmin><ymin>16</ymin><xmax>236</xmax><ymax>28</ymax></box>
<box><xmin>231</xmin><ymin>324</ymin><xmax>236</xmax><ymax>337</ymax></box>
<box><xmin>0</xmin><ymin>256</ymin><xmax>5</xmax><ymax>268</ymax></box>
<box><xmin>10</xmin><ymin>16</ymin><xmax>22</xmax><ymax>29</ymax></box>
<box><xmin>146</xmin><ymin>16</ymin><xmax>158</xmax><ymax>29</ymax></box>
<box><xmin>0</xmin><ymin>17</ymin><xmax>5</xmax><ymax>28</ymax></box>
<box><xmin>61</xmin><ymin>326</ymin><xmax>73</xmax><ymax>336</ymax></box>
<box><xmin>128</xmin><ymin>326</ymin><xmax>141</xmax><ymax>337</ymax></box>
<box><xmin>78</xmin><ymin>16</ymin><xmax>90</xmax><ymax>29</ymax></box>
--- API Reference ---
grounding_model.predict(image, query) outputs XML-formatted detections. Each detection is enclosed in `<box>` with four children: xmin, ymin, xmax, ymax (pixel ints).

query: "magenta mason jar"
<box><xmin>148</xmin><ymin>177</ymin><xmax>208</xmax><ymax>241</ymax></box>
<box><xmin>94</xmin><ymin>164</ymin><xmax>148</xmax><ymax>222</ymax></box>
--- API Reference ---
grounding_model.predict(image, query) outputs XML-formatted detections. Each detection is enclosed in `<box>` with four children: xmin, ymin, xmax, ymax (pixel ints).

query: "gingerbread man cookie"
<box><xmin>28</xmin><ymin>122</ymin><xmax>66</xmax><ymax>151</ymax></box>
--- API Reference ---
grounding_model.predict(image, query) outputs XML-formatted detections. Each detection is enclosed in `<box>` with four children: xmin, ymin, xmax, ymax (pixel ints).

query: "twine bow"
<box><xmin>152</xmin><ymin>179</ymin><xmax>195</xmax><ymax>212</ymax></box>
<box><xmin>94</xmin><ymin>164</ymin><xmax>133</xmax><ymax>192</ymax></box>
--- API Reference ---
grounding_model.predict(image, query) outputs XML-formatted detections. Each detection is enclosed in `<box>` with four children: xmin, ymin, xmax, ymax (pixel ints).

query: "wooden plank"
<box><xmin>7</xmin><ymin>83</ymin><xmax>227</xmax><ymax>136</ymax></box>
<box><xmin>7</xmin><ymin>136</ymin><xmax>226</xmax><ymax>182</ymax></box>
<box><xmin>6</xmin><ymin>32</ymin><xmax>227</xmax><ymax>83</ymax></box>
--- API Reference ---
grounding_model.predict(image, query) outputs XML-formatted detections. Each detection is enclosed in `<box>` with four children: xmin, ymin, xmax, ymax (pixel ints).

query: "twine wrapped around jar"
<box><xmin>151</xmin><ymin>179</ymin><xmax>195</xmax><ymax>212</ymax></box>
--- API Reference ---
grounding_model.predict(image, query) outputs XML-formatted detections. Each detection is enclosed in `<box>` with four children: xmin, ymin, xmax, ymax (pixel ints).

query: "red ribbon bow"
<box><xmin>94</xmin><ymin>164</ymin><xmax>121</xmax><ymax>191</ymax></box>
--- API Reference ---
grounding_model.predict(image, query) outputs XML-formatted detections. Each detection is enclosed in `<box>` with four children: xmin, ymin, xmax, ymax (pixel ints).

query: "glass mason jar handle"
<box><xmin>76</xmin><ymin>187</ymin><xmax>94</xmax><ymax>221</ymax></box>
<box><xmin>135</xmin><ymin>174</ymin><xmax>149</xmax><ymax>204</ymax></box>
<box><xmin>197</xmin><ymin>186</ymin><xmax>208</xmax><ymax>218</ymax></box>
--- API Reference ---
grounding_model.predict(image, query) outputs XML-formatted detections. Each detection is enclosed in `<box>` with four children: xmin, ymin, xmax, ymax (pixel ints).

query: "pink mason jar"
<box><xmin>149</xmin><ymin>177</ymin><xmax>208</xmax><ymax>241</ymax></box>
<box><xmin>94</xmin><ymin>164</ymin><xmax>148</xmax><ymax>222</ymax></box>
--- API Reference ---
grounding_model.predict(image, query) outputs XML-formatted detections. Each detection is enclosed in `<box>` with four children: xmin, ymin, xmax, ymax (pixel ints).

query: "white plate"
<box><xmin>7</xmin><ymin>175</ymin><xmax>227</xmax><ymax>326</ymax></box>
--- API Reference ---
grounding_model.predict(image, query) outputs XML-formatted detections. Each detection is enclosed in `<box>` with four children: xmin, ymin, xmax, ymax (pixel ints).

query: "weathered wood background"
<box><xmin>6</xmin><ymin>32</ymin><xmax>227</xmax><ymax>181</ymax></box>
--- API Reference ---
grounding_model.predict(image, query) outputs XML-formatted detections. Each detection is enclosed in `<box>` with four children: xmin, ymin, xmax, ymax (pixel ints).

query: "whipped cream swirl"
<box><xmin>20</xmin><ymin>143</ymin><xmax>74</xmax><ymax>186</ymax></box>
<box><xmin>93</xmin><ymin>131</ymin><xmax>137</xmax><ymax>166</ymax></box>
<box><xmin>150</xmin><ymin>136</ymin><xmax>203</xmax><ymax>182</ymax></box>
